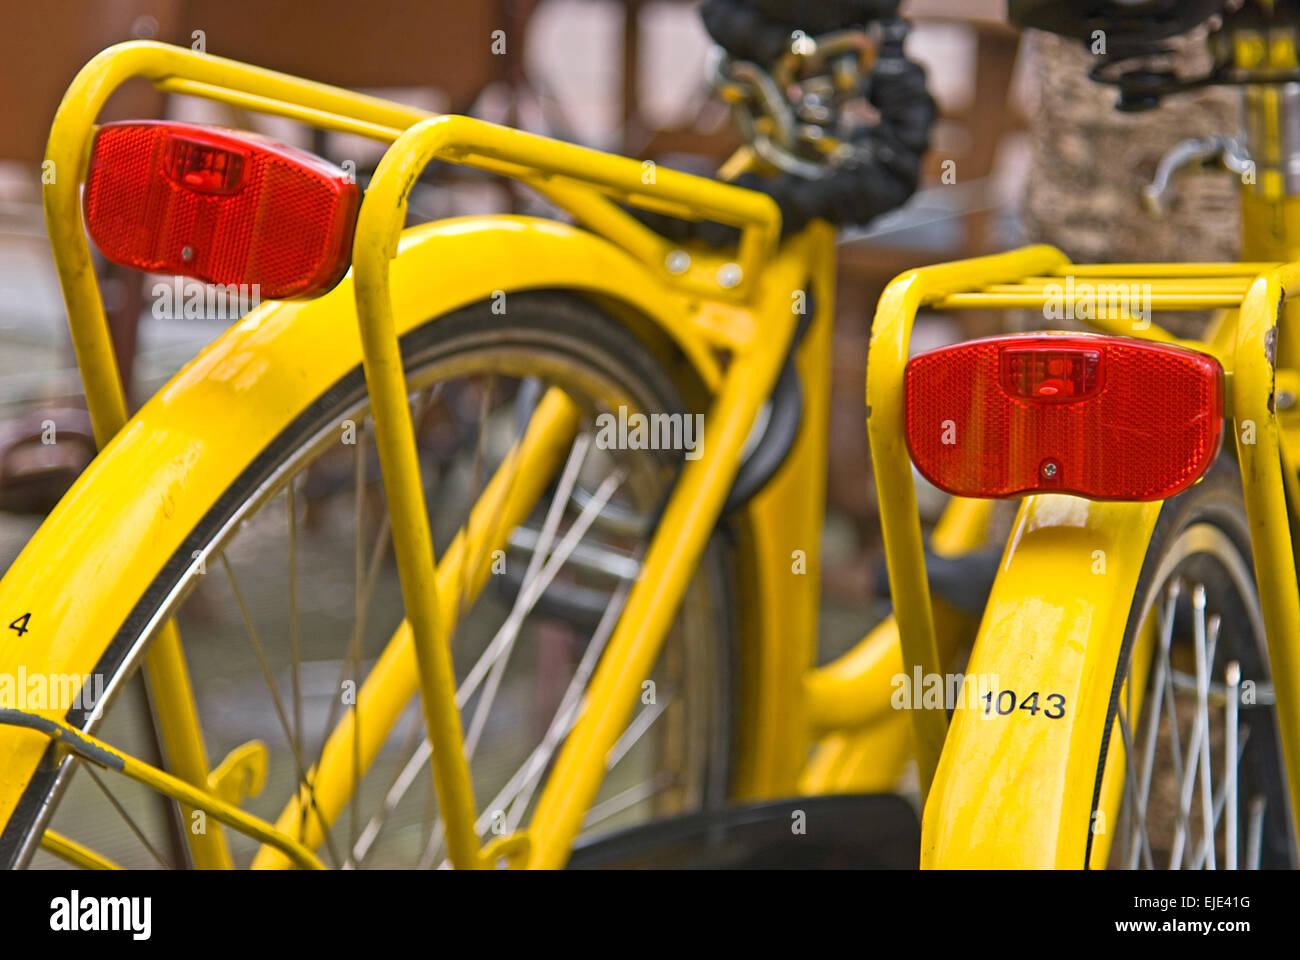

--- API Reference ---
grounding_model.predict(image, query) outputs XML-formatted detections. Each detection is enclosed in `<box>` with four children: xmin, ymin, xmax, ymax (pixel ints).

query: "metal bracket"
<box><xmin>1143</xmin><ymin>135</ymin><xmax>1254</xmax><ymax>216</ymax></box>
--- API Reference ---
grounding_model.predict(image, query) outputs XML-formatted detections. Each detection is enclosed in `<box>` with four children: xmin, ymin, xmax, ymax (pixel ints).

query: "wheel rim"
<box><xmin>29</xmin><ymin>317</ymin><xmax>729</xmax><ymax>869</ymax></box>
<box><xmin>1109</xmin><ymin>522</ymin><xmax>1291</xmax><ymax>869</ymax></box>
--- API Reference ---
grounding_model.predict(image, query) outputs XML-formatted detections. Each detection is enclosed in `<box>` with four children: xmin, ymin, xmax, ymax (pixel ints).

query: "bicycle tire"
<box><xmin>1</xmin><ymin>290</ymin><xmax>738</xmax><ymax>869</ymax></box>
<box><xmin>1087</xmin><ymin>456</ymin><xmax>1295</xmax><ymax>868</ymax></box>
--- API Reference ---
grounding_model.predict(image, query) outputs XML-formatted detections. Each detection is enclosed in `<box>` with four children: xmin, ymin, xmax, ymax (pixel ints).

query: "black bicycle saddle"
<box><xmin>1008</xmin><ymin>0</ymin><xmax>1228</xmax><ymax>52</ymax></box>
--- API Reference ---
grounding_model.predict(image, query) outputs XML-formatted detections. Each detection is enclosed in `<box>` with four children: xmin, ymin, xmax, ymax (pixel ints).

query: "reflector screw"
<box><xmin>1279</xmin><ymin>390</ymin><xmax>1296</xmax><ymax>411</ymax></box>
<box><xmin>718</xmin><ymin>263</ymin><xmax>743</xmax><ymax>288</ymax></box>
<box><xmin>1041</xmin><ymin>460</ymin><xmax>1059</xmax><ymax>479</ymax></box>
<box><xmin>180</xmin><ymin>245</ymin><xmax>195</xmax><ymax>261</ymax></box>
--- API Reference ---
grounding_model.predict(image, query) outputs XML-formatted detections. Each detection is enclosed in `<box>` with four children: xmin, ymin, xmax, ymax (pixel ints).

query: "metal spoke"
<box><xmin>1127</xmin><ymin>585</ymin><xmax>1179</xmax><ymax>868</ymax></box>
<box><xmin>1193</xmin><ymin>598</ymin><xmax>1218</xmax><ymax>869</ymax></box>
<box><xmin>607</xmin><ymin>695</ymin><xmax>673</xmax><ymax>771</ymax></box>
<box><xmin>415</xmin><ymin>467</ymin><xmax>627</xmax><ymax>868</ymax></box>
<box><xmin>418</xmin><ymin>374</ymin><xmax>497</xmax><ymax>860</ymax></box>
<box><xmin>580</xmin><ymin>772</ymin><xmax>676</xmax><ymax>831</ymax></box>
<box><xmin>303</xmin><ymin>387</ymin><xmax>444</xmax><ymax>866</ymax></box>
<box><xmin>1225</xmin><ymin>661</ymin><xmax>1241</xmax><ymax>869</ymax></box>
<box><xmin>452</xmin><ymin>374</ymin><xmax>498</xmax><ymax>637</ymax></box>
<box><xmin>343</xmin><ymin>707</ymin><xmax>425</xmax><ymax>869</ymax></box>
<box><xmin>1190</xmin><ymin>722</ymin><xmax>1250</xmax><ymax>870</ymax></box>
<box><xmin>221</xmin><ymin>554</ymin><xmax>342</xmax><ymax>868</ymax></box>
<box><xmin>347</xmin><ymin>453</ymin><xmax>626</xmax><ymax>869</ymax></box>
<box><xmin>1246</xmin><ymin>796</ymin><xmax>1266</xmax><ymax>870</ymax></box>
<box><xmin>461</xmin><ymin>435</ymin><xmax>592</xmax><ymax>759</ymax></box>
<box><xmin>499</xmin><ymin>589</ymin><xmax>632</xmax><ymax>834</ymax></box>
<box><xmin>83</xmin><ymin>765</ymin><xmax>170</xmax><ymax>870</ymax></box>
<box><xmin>1169</xmin><ymin>593</ymin><xmax>1217</xmax><ymax>868</ymax></box>
<box><xmin>1117</xmin><ymin>708</ymin><xmax>1155</xmax><ymax>869</ymax></box>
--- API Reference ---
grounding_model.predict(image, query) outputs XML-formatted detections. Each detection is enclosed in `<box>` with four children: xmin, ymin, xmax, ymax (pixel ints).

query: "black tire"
<box><xmin>1087</xmin><ymin>456</ymin><xmax>1295</xmax><ymax>868</ymax></box>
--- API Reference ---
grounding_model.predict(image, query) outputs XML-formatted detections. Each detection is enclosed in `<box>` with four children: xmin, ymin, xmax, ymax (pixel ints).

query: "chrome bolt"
<box><xmin>1041</xmin><ymin>461</ymin><xmax>1059</xmax><ymax>479</ymax></box>
<box><xmin>180</xmin><ymin>245</ymin><xmax>195</xmax><ymax>261</ymax></box>
<box><xmin>717</xmin><ymin>263</ymin><xmax>743</xmax><ymax>288</ymax></box>
<box><xmin>665</xmin><ymin>250</ymin><xmax>690</xmax><ymax>274</ymax></box>
<box><xmin>1278</xmin><ymin>390</ymin><xmax>1296</xmax><ymax>411</ymax></box>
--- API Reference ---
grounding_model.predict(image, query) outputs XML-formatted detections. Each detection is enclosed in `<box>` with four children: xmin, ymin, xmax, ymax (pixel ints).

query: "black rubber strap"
<box><xmin>638</xmin><ymin>1</ymin><xmax>934</xmax><ymax>242</ymax></box>
<box><xmin>701</xmin><ymin>0</ymin><xmax>903</xmax><ymax>66</ymax></box>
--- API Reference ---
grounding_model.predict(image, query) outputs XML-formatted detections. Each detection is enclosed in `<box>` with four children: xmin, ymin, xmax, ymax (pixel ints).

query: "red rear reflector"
<box><xmin>903</xmin><ymin>334</ymin><xmax>1224</xmax><ymax>501</ymax></box>
<box><xmin>84</xmin><ymin>121</ymin><xmax>359</xmax><ymax>300</ymax></box>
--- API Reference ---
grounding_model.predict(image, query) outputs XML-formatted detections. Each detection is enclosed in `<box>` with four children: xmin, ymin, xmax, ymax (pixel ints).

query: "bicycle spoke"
<box><xmin>580</xmin><ymin>772</ymin><xmax>675</xmax><ymax>831</ymax></box>
<box><xmin>454</xmin><ymin>374</ymin><xmax>498</xmax><ymax>633</ymax></box>
<box><xmin>418</xmin><ymin>374</ymin><xmax>499</xmax><ymax>860</ymax></box>
<box><xmin>221</xmin><ymin>553</ymin><xmax>343</xmax><ymax>868</ymax></box>
<box><xmin>1190</xmin><ymin>722</ymin><xmax>1250</xmax><ymax>870</ymax></box>
<box><xmin>1246</xmin><ymin>796</ymin><xmax>1266</xmax><ymax>870</ymax></box>
<box><xmin>1169</xmin><ymin>593</ymin><xmax>1217</xmax><ymax>868</ymax></box>
<box><xmin>346</xmin><ymin>442</ymin><xmax>625</xmax><ymax>869</ymax></box>
<box><xmin>344</xmin><ymin>708</ymin><xmax>425</xmax><ymax>870</ymax></box>
<box><xmin>1117</xmin><ymin>708</ymin><xmax>1155</xmax><ymax>869</ymax></box>
<box><xmin>607</xmin><ymin>695</ymin><xmax>672</xmax><ymax>771</ymax></box>
<box><xmin>1193</xmin><ymin>600</ymin><xmax>1219</xmax><ymax>869</ymax></box>
<box><xmin>1127</xmin><ymin>585</ymin><xmax>1179</xmax><ymax>868</ymax></box>
<box><xmin>501</xmin><ymin>581</ymin><xmax>631</xmax><ymax>834</ymax></box>
<box><xmin>379</xmin><ymin>431</ymin><xmax>590</xmax><ymax>869</ymax></box>
<box><xmin>83</xmin><ymin>765</ymin><xmax>170</xmax><ymax>870</ymax></box>
<box><xmin>415</xmin><ymin>467</ymin><xmax>628</xmax><ymax>868</ymax></box>
<box><xmin>461</xmin><ymin>434</ymin><xmax>592</xmax><ymax>759</ymax></box>
<box><xmin>1225</xmin><ymin>661</ymin><xmax>1240</xmax><ymax>869</ymax></box>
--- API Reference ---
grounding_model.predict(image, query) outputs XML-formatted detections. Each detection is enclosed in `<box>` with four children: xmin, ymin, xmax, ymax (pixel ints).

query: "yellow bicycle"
<box><xmin>1</xmin><ymin>0</ymin><xmax>1298</xmax><ymax>871</ymax></box>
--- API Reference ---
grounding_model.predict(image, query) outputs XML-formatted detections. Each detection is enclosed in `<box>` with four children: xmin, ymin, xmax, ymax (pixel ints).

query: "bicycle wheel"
<box><xmin>13</xmin><ymin>290</ymin><xmax>736</xmax><ymax>869</ymax></box>
<box><xmin>1089</xmin><ymin>458</ymin><xmax>1296</xmax><ymax>869</ymax></box>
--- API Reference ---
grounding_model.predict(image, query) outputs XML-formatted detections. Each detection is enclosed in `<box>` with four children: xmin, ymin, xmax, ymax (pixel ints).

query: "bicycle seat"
<box><xmin>1009</xmin><ymin>0</ymin><xmax>1228</xmax><ymax>51</ymax></box>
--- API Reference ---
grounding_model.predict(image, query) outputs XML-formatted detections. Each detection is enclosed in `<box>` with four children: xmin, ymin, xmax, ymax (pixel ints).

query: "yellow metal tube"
<box><xmin>866</xmin><ymin>244</ymin><xmax>1069</xmax><ymax>799</ymax></box>
<box><xmin>1234</xmin><ymin>268</ymin><xmax>1300</xmax><ymax>850</ymax></box>
<box><xmin>525</xmin><ymin>239</ymin><xmax>807</xmax><ymax>867</ymax></box>
<box><xmin>44</xmin><ymin>40</ymin><xmax>433</xmax><ymax>446</ymax></box>
<box><xmin>41</xmin><ymin>830</ymin><xmax>122</xmax><ymax>870</ymax></box>
<box><xmin>933</xmin><ymin>293</ymin><xmax>1242</xmax><ymax>310</ymax></box>
<box><xmin>1</xmin><ymin>710</ymin><xmax>324</xmax><ymax>869</ymax></box>
<box><xmin>251</xmin><ymin>389</ymin><xmax>579</xmax><ymax>868</ymax></box>
<box><xmin>350</xmin><ymin>114</ymin><xmax>779</xmax><ymax>299</ymax></box>
<box><xmin>351</xmin><ymin>113</ymin><xmax>783</xmax><ymax>869</ymax></box>
<box><xmin>141</xmin><ymin>622</ymin><xmax>233</xmax><ymax>869</ymax></box>
<box><xmin>41</xmin><ymin>40</ymin><xmax>445</xmax><ymax>872</ymax></box>
<box><xmin>353</xmin><ymin>204</ymin><xmax>482</xmax><ymax>869</ymax></box>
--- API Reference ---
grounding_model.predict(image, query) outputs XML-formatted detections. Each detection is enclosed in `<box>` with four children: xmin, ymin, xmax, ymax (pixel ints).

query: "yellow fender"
<box><xmin>921</xmin><ymin>494</ymin><xmax>1162</xmax><ymax>868</ymax></box>
<box><xmin>0</xmin><ymin>215</ymin><xmax>723</xmax><ymax>849</ymax></box>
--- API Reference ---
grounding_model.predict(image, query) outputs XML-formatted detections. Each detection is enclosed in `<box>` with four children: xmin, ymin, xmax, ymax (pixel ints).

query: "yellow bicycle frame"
<box><xmin>0</xmin><ymin>41</ymin><xmax>855</xmax><ymax>869</ymax></box>
<box><xmin>9</xmin><ymin>36</ymin><xmax>1293</xmax><ymax>872</ymax></box>
<box><xmin>867</xmin><ymin>253</ymin><xmax>1300</xmax><ymax>867</ymax></box>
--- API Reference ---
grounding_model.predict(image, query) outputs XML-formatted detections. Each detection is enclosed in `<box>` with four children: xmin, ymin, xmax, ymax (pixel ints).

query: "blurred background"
<box><xmin>0</xmin><ymin>0</ymin><xmax>1241</xmax><ymax>664</ymax></box>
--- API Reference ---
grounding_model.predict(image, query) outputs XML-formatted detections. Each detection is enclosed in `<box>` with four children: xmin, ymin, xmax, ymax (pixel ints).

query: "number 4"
<box><xmin>1019</xmin><ymin>691</ymin><xmax>1040</xmax><ymax>715</ymax></box>
<box><xmin>8</xmin><ymin>613</ymin><xmax>30</xmax><ymax>637</ymax></box>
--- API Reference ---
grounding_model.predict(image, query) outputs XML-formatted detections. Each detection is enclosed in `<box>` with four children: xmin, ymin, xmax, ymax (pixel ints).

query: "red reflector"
<box><xmin>84</xmin><ymin>121</ymin><xmax>359</xmax><ymax>300</ymax></box>
<box><xmin>903</xmin><ymin>334</ymin><xmax>1224</xmax><ymax>501</ymax></box>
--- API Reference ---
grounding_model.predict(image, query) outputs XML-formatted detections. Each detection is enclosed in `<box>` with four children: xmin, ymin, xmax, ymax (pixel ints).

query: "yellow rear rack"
<box><xmin>868</xmin><ymin>247</ymin><xmax>1300</xmax><ymax>828</ymax></box>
